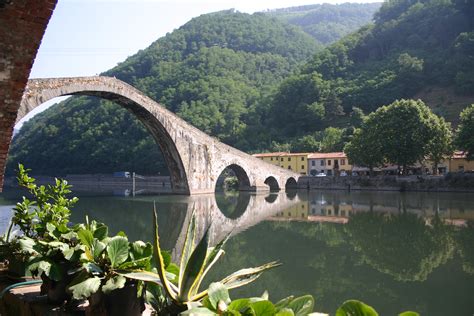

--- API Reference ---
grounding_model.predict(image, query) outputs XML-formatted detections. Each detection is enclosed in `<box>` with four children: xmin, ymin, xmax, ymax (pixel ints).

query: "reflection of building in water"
<box><xmin>271</xmin><ymin>191</ymin><xmax>474</xmax><ymax>225</ymax></box>
<box><xmin>274</xmin><ymin>201</ymin><xmax>309</xmax><ymax>219</ymax></box>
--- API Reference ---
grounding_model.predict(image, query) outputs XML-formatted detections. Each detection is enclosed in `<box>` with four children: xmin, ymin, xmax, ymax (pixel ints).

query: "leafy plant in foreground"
<box><xmin>121</xmin><ymin>206</ymin><xmax>280</xmax><ymax>313</ymax></box>
<box><xmin>66</xmin><ymin>216</ymin><xmax>153</xmax><ymax>301</ymax></box>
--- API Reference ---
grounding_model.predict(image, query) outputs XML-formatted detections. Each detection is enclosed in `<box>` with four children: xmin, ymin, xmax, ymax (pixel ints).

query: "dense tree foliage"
<box><xmin>266</xmin><ymin>3</ymin><xmax>381</xmax><ymax>44</ymax></box>
<box><xmin>267</xmin><ymin>0</ymin><xmax>474</xmax><ymax>141</ymax></box>
<box><xmin>8</xmin><ymin>1</ymin><xmax>474</xmax><ymax>176</ymax></box>
<box><xmin>455</xmin><ymin>104</ymin><xmax>474</xmax><ymax>160</ymax></box>
<box><xmin>345</xmin><ymin>99</ymin><xmax>453</xmax><ymax>173</ymax></box>
<box><xmin>8</xmin><ymin>10</ymin><xmax>322</xmax><ymax>175</ymax></box>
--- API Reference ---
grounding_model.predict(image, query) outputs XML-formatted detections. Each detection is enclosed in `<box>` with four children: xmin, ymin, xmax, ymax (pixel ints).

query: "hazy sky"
<box><xmin>20</xmin><ymin>0</ymin><xmax>381</xmax><ymax>127</ymax></box>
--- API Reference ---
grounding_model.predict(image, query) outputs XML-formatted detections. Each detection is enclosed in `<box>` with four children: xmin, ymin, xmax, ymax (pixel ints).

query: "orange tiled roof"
<box><xmin>452</xmin><ymin>150</ymin><xmax>467</xmax><ymax>159</ymax></box>
<box><xmin>308</xmin><ymin>152</ymin><xmax>346</xmax><ymax>159</ymax></box>
<box><xmin>252</xmin><ymin>152</ymin><xmax>289</xmax><ymax>158</ymax></box>
<box><xmin>253</xmin><ymin>152</ymin><xmax>311</xmax><ymax>158</ymax></box>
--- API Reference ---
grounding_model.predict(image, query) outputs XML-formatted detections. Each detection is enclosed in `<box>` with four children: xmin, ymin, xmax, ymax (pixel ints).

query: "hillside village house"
<box><xmin>252</xmin><ymin>152</ymin><xmax>309</xmax><ymax>175</ymax></box>
<box><xmin>254</xmin><ymin>151</ymin><xmax>474</xmax><ymax>176</ymax></box>
<box><xmin>307</xmin><ymin>152</ymin><xmax>352</xmax><ymax>176</ymax></box>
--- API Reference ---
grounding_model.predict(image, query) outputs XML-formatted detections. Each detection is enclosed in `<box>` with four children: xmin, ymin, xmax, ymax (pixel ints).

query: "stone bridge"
<box><xmin>152</xmin><ymin>192</ymin><xmax>302</xmax><ymax>261</ymax></box>
<box><xmin>18</xmin><ymin>77</ymin><xmax>300</xmax><ymax>195</ymax></box>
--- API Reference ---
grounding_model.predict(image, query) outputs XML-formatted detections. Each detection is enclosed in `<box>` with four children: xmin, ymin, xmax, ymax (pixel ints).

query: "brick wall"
<box><xmin>0</xmin><ymin>0</ymin><xmax>57</xmax><ymax>190</ymax></box>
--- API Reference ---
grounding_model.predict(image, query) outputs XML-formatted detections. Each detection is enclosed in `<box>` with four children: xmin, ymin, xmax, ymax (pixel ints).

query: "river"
<box><xmin>0</xmin><ymin>188</ymin><xmax>473</xmax><ymax>315</ymax></box>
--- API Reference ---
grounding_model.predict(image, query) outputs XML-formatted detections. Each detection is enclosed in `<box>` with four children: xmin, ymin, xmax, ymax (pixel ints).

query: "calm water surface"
<box><xmin>1</xmin><ymin>188</ymin><xmax>473</xmax><ymax>315</ymax></box>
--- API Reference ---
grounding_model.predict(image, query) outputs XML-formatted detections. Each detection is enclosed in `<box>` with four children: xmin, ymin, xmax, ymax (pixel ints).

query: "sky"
<box><xmin>19</xmin><ymin>0</ymin><xmax>381</xmax><ymax>128</ymax></box>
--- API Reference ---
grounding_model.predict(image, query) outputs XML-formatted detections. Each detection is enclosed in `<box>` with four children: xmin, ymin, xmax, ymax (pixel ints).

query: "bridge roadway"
<box><xmin>19</xmin><ymin>76</ymin><xmax>300</xmax><ymax>195</ymax></box>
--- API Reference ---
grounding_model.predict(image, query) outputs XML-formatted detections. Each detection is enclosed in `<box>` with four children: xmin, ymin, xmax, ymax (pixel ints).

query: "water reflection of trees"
<box><xmin>345</xmin><ymin>211</ymin><xmax>455</xmax><ymax>282</ymax></box>
<box><xmin>457</xmin><ymin>220</ymin><xmax>474</xmax><ymax>274</ymax></box>
<box><xmin>71</xmin><ymin>197</ymin><xmax>188</xmax><ymax>250</ymax></box>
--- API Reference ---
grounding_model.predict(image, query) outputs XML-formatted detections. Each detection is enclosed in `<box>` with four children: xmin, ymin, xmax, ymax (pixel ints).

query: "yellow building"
<box><xmin>253</xmin><ymin>152</ymin><xmax>309</xmax><ymax>175</ymax></box>
<box><xmin>274</xmin><ymin>201</ymin><xmax>309</xmax><ymax>219</ymax></box>
<box><xmin>446</xmin><ymin>151</ymin><xmax>474</xmax><ymax>173</ymax></box>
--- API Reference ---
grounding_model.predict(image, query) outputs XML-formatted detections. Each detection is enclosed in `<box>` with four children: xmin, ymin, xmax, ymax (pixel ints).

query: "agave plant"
<box><xmin>121</xmin><ymin>205</ymin><xmax>280</xmax><ymax>313</ymax></box>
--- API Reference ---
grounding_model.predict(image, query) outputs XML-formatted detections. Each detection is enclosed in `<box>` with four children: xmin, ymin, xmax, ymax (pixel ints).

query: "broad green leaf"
<box><xmin>261</xmin><ymin>291</ymin><xmax>269</xmax><ymax>301</ymax></box>
<box><xmin>288</xmin><ymin>295</ymin><xmax>314</xmax><ymax>316</ymax></box>
<box><xmin>92</xmin><ymin>239</ymin><xmax>106</xmax><ymax>258</ymax></box>
<box><xmin>116</xmin><ymin>231</ymin><xmax>127</xmax><ymax>237</ymax></box>
<box><xmin>38</xmin><ymin>260</ymin><xmax>62</xmax><ymax>281</ymax></box>
<box><xmin>399</xmin><ymin>312</ymin><xmax>420</xmax><ymax>316</ymax></box>
<box><xmin>19</xmin><ymin>237</ymin><xmax>36</xmax><ymax>254</ymax></box>
<box><xmin>161</xmin><ymin>250</ymin><xmax>171</xmax><ymax>268</ymax></box>
<box><xmin>131</xmin><ymin>240</ymin><xmax>152</xmax><ymax>260</ymax></box>
<box><xmin>46</xmin><ymin>222</ymin><xmax>55</xmax><ymax>233</ymax></box>
<box><xmin>119</xmin><ymin>270</ymin><xmax>162</xmax><ymax>284</ymax></box>
<box><xmin>208</xmin><ymin>282</ymin><xmax>231</xmax><ymax>310</ymax></box>
<box><xmin>181</xmin><ymin>307</ymin><xmax>216</xmax><ymax>315</ymax></box>
<box><xmin>275</xmin><ymin>296</ymin><xmax>294</xmax><ymax>310</ymax></box>
<box><xmin>107</xmin><ymin>236</ymin><xmax>129</xmax><ymax>268</ymax></box>
<box><xmin>78</xmin><ymin>229</ymin><xmax>94</xmax><ymax>249</ymax></box>
<box><xmin>180</xmin><ymin>211</ymin><xmax>197</xmax><ymax>289</ymax></box>
<box><xmin>102</xmin><ymin>275</ymin><xmax>126</xmax><ymax>294</ymax></box>
<box><xmin>336</xmin><ymin>300</ymin><xmax>378</xmax><ymax>316</ymax></box>
<box><xmin>152</xmin><ymin>205</ymin><xmax>178</xmax><ymax>301</ymax></box>
<box><xmin>93</xmin><ymin>225</ymin><xmax>108</xmax><ymax>240</ymax></box>
<box><xmin>83</xmin><ymin>262</ymin><xmax>103</xmax><ymax>275</ymax></box>
<box><xmin>228</xmin><ymin>299</ymin><xmax>251</xmax><ymax>313</ymax></box>
<box><xmin>276</xmin><ymin>308</ymin><xmax>295</xmax><ymax>316</ymax></box>
<box><xmin>166</xmin><ymin>262</ymin><xmax>180</xmax><ymax>284</ymax></box>
<box><xmin>220</xmin><ymin>262</ymin><xmax>281</xmax><ymax>290</ymax></box>
<box><xmin>250</xmin><ymin>301</ymin><xmax>276</xmax><ymax>316</ymax></box>
<box><xmin>69</xmin><ymin>276</ymin><xmax>101</xmax><ymax>300</ymax></box>
<box><xmin>180</xmin><ymin>226</ymin><xmax>210</xmax><ymax>301</ymax></box>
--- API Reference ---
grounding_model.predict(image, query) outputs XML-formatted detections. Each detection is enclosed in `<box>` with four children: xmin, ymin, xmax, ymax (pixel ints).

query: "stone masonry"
<box><xmin>19</xmin><ymin>77</ymin><xmax>301</xmax><ymax>195</ymax></box>
<box><xmin>0</xmin><ymin>0</ymin><xmax>58</xmax><ymax>190</ymax></box>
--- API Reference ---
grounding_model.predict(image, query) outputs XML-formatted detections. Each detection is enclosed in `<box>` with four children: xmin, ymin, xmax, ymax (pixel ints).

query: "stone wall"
<box><xmin>297</xmin><ymin>174</ymin><xmax>474</xmax><ymax>192</ymax></box>
<box><xmin>0</xmin><ymin>0</ymin><xmax>57</xmax><ymax>190</ymax></box>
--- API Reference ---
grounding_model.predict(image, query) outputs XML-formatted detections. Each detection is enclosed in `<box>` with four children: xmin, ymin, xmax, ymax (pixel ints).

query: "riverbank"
<box><xmin>3</xmin><ymin>174</ymin><xmax>172</xmax><ymax>194</ymax></box>
<box><xmin>297</xmin><ymin>173</ymin><xmax>474</xmax><ymax>192</ymax></box>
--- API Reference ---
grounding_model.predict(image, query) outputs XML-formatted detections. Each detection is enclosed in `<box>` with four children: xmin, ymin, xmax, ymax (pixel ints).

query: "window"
<box><xmin>288</xmin><ymin>157</ymin><xmax>291</xmax><ymax>161</ymax></box>
<box><xmin>288</xmin><ymin>166</ymin><xmax>292</xmax><ymax>170</ymax></box>
<box><xmin>301</xmin><ymin>165</ymin><xmax>305</xmax><ymax>170</ymax></box>
<box><xmin>328</xmin><ymin>160</ymin><xmax>331</xmax><ymax>166</ymax></box>
<box><xmin>281</xmin><ymin>158</ymin><xmax>283</xmax><ymax>162</ymax></box>
<box><xmin>341</xmin><ymin>159</ymin><xmax>345</xmax><ymax>165</ymax></box>
<box><xmin>320</xmin><ymin>160</ymin><xmax>324</xmax><ymax>166</ymax></box>
<box><xmin>311</xmin><ymin>161</ymin><xmax>315</xmax><ymax>166</ymax></box>
<box><xmin>301</xmin><ymin>157</ymin><xmax>304</xmax><ymax>161</ymax></box>
<box><xmin>270</xmin><ymin>157</ymin><xmax>273</xmax><ymax>161</ymax></box>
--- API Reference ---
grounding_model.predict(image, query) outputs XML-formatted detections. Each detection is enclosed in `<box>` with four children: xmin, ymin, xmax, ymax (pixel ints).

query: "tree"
<box><xmin>344</xmin><ymin>125</ymin><xmax>384</xmax><ymax>175</ymax></box>
<box><xmin>291</xmin><ymin>135</ymin><xmax>320</xmax><ymax>152</ymax></box>
<box><xmin>456</xmin><ymin>104</ymin><xmax>474</xmax><ymax>160</ymax></box>
<box><xmin>319</xmin><ymin>127</ymin><xmax>345</xmax><ymax>152</ymax></box>
<box><xmin>426</xmin><ymin>116</ymin><xmax>453</xmax><ymax>174</ymax></box>
<box><xmin>372</xmin><ymin>99</ymin><xmax>436</xmax><ymax>174</ymax></box>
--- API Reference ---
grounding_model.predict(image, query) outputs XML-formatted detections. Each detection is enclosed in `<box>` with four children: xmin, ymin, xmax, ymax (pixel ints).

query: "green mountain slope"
<box><xmin>8</xmin><ymin>10</ymin><xmax>322</xmax><ymax>175</ymax></box>
<box><xmin>266</xmin><ymin>0</ymin><xmax>474</xmax><ymax>143</ymax></box>
<box><xmin>266</xmin><ymin>3</ymin><xmax>381</xmax><ymax>44</ymax></box>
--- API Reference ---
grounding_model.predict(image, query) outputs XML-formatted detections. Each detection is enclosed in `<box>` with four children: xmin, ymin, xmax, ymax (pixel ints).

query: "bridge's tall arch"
<box><xmin>18</xmin><ymin>77</ymin><xmax>301</xmax><ymax>195</ymax></box>
<box><xmin>18</xmin><ymin>78</ymin><xmax>190</xmax><ymax>194</ymax></box>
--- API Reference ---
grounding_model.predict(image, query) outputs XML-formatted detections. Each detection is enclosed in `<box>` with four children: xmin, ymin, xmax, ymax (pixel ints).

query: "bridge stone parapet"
<box><xmin>19</xmin><ymin>76</ymin><xmax>300</xmax><ymax>195</ymax></box>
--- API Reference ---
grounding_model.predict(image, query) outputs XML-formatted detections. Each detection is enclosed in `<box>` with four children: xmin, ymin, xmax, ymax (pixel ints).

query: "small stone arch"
<box><xmin>264</xmin><ymin>176</ymin><xmax>280</xmax><ymax>192</ymax></box>
<box><xmin>216</xmin><ymin>164</ymin><xmax>251</xmax><ymax>191</ymax></box>
<box><xmin>285</xmin><ymin>177</ymin><xmax>297</xmax><ymax>190</ymax></box>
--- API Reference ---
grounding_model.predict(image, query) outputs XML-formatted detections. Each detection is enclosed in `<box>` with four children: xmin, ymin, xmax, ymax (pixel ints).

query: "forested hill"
<box><xmin>266</xmin><ymin>0</ymin><xmax>474</xmax><ymax>145</ymax></box>
<box><xmin>7</xmin><ymin>10</ymin><xmax>324</xmax><ymax>175</ymax></box>
<box><xmin>265</xmin><ymin>2</ymin><xmax>382</xmax><ymax>44</ymax></box>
